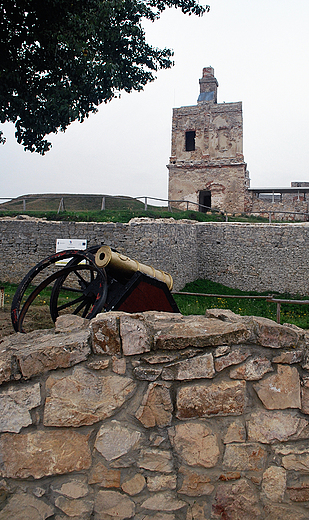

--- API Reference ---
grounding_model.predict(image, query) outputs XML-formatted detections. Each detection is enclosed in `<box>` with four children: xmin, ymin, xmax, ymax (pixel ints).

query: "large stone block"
<box><xmin>153</xmin><ymin>316</ymin><xmax>250</xmax><ymax>350</ymax></box>
<box><xmin>223</xmin><ymin>443</ymin><xmax>267</xmax><ymax>471</ymax></box>
<box><xmin>212</xmin><ymin>479</ymin><xmax>262</xmax><ymax>519</ymax></box>
<box><xmin>43</xmin><ymin>366</ymin><xmax>136</xmax><ymax>427</ymax></box>
<box><xmin>247</xmin><ymin>316</ymin><xmax>301</xmax><ymax>348</ymax></box>
<box><xmin>229</xmin><ymin>356</ymin><xmax>273</xmax><ymax>380</ymax></box>
<box><xmin>162</xmin><ymin>352</ymin><xmax>215</xmax><ymax>380</ymax></box>
<box><xmin>253</xmin><ymin>365</ymin><xmax>301</xmax><ymax>410</ymax></box>
<box><xmin>247</xmin><ymin>410</ymin><xmax>309</xmax><ymax>443</ymax></box>
<box><xmin>141</xmin><ymin>492</ymin><xmax>186</xmax><ymax>512</ymax></box>
<box><xmin>169</xmin><ymin>422</ymin><xmax>219</xmax><ymax>468</ymax></box>
<box><xmin>262</xmin><ymin>466</ymin><xmax>286</xmax><ymax>502</ymax></box>
<box><xmin>2</xmin><ymin>329</ymin><xmax>91</xmax><ymax>379</ymax></box>
<box><xmin>0</xmin><ymin>430</ymin><xmax>91</xmax><ymax>479</ymax></box>
<box><xmin>90</xmin><ymin>313</ymin><xmax>121</xmax><ymax>355</ymax></box>
<box><xmin>176</xmin><ymin>380</ymin><xmax>247</xmax><ymax>419</ymax></box>
<box><xmin>135</xmin><ymin>382</ymin><xmax>173</xmax><ymax>428</ymax></box>
<box><xmin>178</xmin><ymin>466</ymin><xmax>214</xmax><ymax>496</ymax></box>
<box><xmin>0</xmin><ymin>381</ymin><xmax>41</xmax><ymax>433</ymax></box>
<box><xmin>94</xmin><ymin>490</ymin><xmax>135</xmax><ymax>519</ymax></box>
<box><xmin>138</xmin><ymin>449</ymin><xmax>174</xmax><ymax>473</ymax></box>
<box><xmin>94</xmin><ymin>421</ymin><xmax>141</xmax><ymax>461</ymax></box>
<box><xmin>0</xmin><ymin>492</ymin><xmax>54</xmax><ymax>520</ymax></box>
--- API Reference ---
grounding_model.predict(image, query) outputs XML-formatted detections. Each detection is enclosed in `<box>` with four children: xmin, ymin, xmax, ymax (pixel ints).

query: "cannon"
<box><xmin>11</xmin><ymin>245</ymin><xmax>179</xmax><ymax>333</ymax></box>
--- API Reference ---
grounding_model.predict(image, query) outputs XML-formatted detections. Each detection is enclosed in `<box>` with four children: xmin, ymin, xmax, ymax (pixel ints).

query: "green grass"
<box><xmin>174</xmin><ymin>279</ymin><xmax>309</xmax><ymax>329</ymax></box>
<box><xmin>0</xmin><ymin>281</ymin><xmax>72</xmax><ymax>308</ymax></box>
<box><xmin>0</xmin><ymin>193</ymin><xmax>276</xmax><ymax>223</ymax></box>
<box><xmin>2</xmin><ymin>278</ymin><xmax>309</xmax><ymax>329</ymax></box>
<box><xmin>0</xmin><ymin>208</ymin><xmax>273</xmax><ymax>224</ymax></box>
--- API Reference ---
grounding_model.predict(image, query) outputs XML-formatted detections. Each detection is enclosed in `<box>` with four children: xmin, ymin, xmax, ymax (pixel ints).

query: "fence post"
<box><xmin>187</xmin><ymin>201</ymin><xmax>189</xmax><ymax>211</ymax></box>
<box><xmin>276</xmin><ymin>302</ymin><xmax>281</xmax><ymax>324</ymax></box>
<box><xmin>268</xmin><ymin>212</ymin><xmax>272</xmax><ymax>224</ymax></box>
<box><xmin>57</xmin><ymin>198</ymin><xmax>65</xmax><ymax>214</ymax></box>
<box><xmin>101</xmin><ymin>196</ymin><xmax>106</xmax><ymax>211</ymax></box>
<box><xmin>23</xmin><ymin>199</ymin><xmax>26</xmax><ymax>211</ymax></box>
<box><xmin>144</xmin><ymin>197</ymin><xmax>147</xmax><ymax>211</ymax></box>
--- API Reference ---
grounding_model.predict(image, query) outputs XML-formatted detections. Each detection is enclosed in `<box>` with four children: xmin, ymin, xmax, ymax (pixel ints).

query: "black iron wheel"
<box><xmin>11</xmin><ymin>248</ymin><xmax>107</xmax><ymax>333</ymax></box>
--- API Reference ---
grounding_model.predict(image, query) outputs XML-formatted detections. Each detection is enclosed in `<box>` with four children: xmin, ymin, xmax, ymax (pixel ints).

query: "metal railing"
<box><xmin>172</xmin><ymin>291</ymin><xmax>309</xmax><ymax>324</ymax></box>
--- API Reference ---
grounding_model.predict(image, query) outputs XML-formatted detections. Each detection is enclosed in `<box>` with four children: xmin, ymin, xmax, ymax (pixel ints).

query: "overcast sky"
<box><xmin>1</xmin><ymin>0</ymin><xmax>309</xmax><ymax>201</ymax></box>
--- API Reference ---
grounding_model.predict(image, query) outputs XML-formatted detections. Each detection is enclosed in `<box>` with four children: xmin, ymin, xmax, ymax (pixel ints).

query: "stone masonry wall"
<box><xmin>1</xmin><ymin>218</ymin><xmax>309</xmax><ymax>295</ymax></box>
<box><xmin>1</xmin><ymin>310</ymin><xmax>309</xmax><ymax>519</ymax></box>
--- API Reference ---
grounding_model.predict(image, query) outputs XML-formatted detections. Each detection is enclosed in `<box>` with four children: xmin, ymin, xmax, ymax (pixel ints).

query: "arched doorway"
<box><xmin>199</xmin><ymin>191</ymin><xmax>211</xmax><ymax>212</ymax></box>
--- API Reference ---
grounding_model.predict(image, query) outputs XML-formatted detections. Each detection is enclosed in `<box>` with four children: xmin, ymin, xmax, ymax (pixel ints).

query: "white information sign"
<box><xmin>56</xmin><ymin>239</ymin><xmax>87</xmax><ymax>266</ymax></box>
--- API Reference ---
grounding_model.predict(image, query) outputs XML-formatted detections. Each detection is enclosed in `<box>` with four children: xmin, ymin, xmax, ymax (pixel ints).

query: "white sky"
<box><xmin>1</xmin><ymin>0</ymin><xmax>309</xmax><ymax>201</ymax></box>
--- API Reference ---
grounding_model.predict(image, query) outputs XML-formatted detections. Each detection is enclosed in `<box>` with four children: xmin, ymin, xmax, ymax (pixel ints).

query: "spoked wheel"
<box><xmin>49</xmin><ymin>253</ymin><xmax>108</xmax><ymax>322</ymax></box>
<box><xmin>11</xmin><ymin>248</ymin><xmax>108</xmax><ymax>333</ymax></box>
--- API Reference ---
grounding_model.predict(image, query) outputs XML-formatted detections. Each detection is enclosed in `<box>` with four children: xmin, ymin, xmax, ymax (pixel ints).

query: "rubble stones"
<box><xmin>1</xmin><ymin>329</ymin><xmax>91</xmax><ymax>379</ymax></box>
<box><xmin>0</xmin><ymin>310</ymin><xmax>309</xmax><ymax>518</ymax></box>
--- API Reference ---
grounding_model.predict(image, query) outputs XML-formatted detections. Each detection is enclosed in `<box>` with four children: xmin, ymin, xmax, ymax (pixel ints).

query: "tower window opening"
<box><xmin>185</xmin><ymin>130</ymin><xmax>195</xmax><ymax>151</ymax></box>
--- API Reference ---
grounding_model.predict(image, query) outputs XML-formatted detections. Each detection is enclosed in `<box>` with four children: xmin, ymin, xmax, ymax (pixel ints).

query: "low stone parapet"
<box><xmin>0</xmin><ymin>310</ymin><xmax>309</xmax><ymax>519</ymax></box>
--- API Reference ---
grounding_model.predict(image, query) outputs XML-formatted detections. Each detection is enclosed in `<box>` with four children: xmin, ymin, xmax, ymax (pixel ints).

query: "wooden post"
<box><xmin>57</xmin><ymin>198</ymin><xmax>65</xmax><ymax>214</ymax></box>
<box><xmin>23</xmin><ymin>199</ymin><xmax>26</xmax><ymax>211</ymax></box>
<box><xmin>101</xmin><ymin>196</ymin><xmax>106</xmax><ymax>210</ymax></box>
<box><xmin>144</xmin><ymin>197</ymin><xmax>147</xmax><ymax>211</ymax></box>
<box><xmin>269</xmin><ymin>212</ymin><xmax>272</xmax><ymax>223</ymax></box>
<box><xmin>276</xmin><ymin>302</ymin><xmax>281</xmax><ymax>324</ymax></box>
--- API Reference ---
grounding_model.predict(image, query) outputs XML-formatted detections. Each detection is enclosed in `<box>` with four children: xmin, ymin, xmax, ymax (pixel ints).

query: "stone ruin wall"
<box><xmin>1</xmin><ymin>310</ymin><xmax>309</xmax><ymax>519</ymax></box>
<box><xmin>249</xmin><ymin>194</ymin><xmax>309</xmax><ymax>221</ymax></box>
<box><xmin>1</xmin><ymin>218</ymin><xmax>309</xmax><ymax>295</ymax></box>
<box><xmin>167</xmin><ymin>101</ymin><xmax>247</xmax><ymax>215</ymax></box>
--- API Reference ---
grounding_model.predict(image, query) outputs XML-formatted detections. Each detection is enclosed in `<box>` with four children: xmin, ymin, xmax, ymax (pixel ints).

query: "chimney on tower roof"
<box><xmin>198</xmin><ymin>67</ymin><xmax>218</xmax><ymax>103</ymax></box>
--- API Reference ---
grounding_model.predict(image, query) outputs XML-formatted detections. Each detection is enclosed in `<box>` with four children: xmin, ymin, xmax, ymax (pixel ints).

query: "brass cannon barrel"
<box><xmin>95</xmin><ymin>246</ymin><xmax>173</xmax><ymax>291</ymax></box>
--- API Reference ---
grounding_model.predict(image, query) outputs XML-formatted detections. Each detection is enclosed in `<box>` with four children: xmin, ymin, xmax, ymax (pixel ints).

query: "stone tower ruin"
<box><xmin>167</xmin><ymin>67</ymin><xmax>249</xmax><ymax>213</ymax></box>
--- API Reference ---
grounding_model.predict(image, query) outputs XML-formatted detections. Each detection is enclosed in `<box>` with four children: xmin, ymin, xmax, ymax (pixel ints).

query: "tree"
<box><xmin>0</xmin><ymin>0</ymin><xmax>209</xmax><ymax>154</ymax></box>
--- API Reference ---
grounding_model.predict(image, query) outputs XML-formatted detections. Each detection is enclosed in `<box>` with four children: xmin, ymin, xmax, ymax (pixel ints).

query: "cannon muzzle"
<box><xmin>95</xmin><ymin>246</ymin><xmax>173</xmax><ymax>291</ymax></box>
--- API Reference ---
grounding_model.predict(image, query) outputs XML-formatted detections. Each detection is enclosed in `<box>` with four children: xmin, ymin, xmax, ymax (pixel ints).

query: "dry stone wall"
<box><xmin>1</xmin><ymin>310</ymin><xmax>309</xmax><ymax>519</ymax></box>
<box><xmin>1</xmin><ymin>218</ymin><xmax>309</xmax><ymax>294</ymax></box>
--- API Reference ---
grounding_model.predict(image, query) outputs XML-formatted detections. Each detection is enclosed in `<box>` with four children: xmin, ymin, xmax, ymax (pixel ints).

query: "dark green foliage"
<box><xmin>0</xmin><ymin>0</ymin><xmax>209</xmax><ymax>153</ymax></box>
